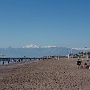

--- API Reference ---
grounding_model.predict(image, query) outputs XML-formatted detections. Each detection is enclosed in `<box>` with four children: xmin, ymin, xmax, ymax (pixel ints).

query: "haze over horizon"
<box><xmin>0</xmin><ymin>0</ymin><xmax>90</xmax><ymax>48</ymax></box>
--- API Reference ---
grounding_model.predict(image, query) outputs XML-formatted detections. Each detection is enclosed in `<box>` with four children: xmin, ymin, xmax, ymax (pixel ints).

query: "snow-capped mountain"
<box><xmin>23</xmin><ymin>44</ymin><xmax>57</xmax><ymax>48</ymax></box>
<box><xmin>23</xmin><ymin>44</ymin><xmax>39</xmax><ymax>48</ymax></box>
<box><xmin>0</xmin><ymin>47</ymin><xmax>71</xmax><ymax>57</ymax></box>
<box><xmin>0</xmin><ymin>45</ymin><xmax>89</xmax><ymax>58</ymax></box>
<box><xmin>41</xmin><ymin>46</ymin><xmax>57</xmax><ymax>48</ymax></box>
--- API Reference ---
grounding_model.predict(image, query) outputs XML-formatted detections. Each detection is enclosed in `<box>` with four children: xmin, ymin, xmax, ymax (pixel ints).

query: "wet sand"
<box><xmin>0</xmin><ymin>58</ymin><xmax>90</xmax><ymax>90</ymax></box>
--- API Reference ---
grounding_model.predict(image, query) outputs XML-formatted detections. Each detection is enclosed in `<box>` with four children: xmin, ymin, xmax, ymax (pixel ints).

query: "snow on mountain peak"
<box><xmin>23</xmin><ymin>44</ymin><xmax>39</xmax><ymax>48</ymax></box>
<box><xmin>41</xmin><ymin>46</ymin><xmax>57</xmax><ymax>48</ymax></box>
<box><xmin>23</xmin><ymin>44</ymin><xmax>57</xmax><ymax>48</ymax></box>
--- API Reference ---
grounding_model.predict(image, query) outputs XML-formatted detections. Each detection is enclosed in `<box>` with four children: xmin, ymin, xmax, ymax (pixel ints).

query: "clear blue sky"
<box><xmin>0</xmin><ymin>0</ymin><xmax>90</xmax><ymax>48</ymax></box>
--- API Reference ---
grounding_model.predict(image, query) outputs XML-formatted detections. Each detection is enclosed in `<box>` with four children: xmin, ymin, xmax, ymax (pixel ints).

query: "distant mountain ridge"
<box><xmin>0</xmin><ymin>46</ymin><xmax>89</xmax><ymax>58</ymax></box>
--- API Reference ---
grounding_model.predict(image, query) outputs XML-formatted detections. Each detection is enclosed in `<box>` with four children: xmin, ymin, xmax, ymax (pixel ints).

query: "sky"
<box><xmin>0</xmin><ymin>0</ymin><xmax>90</xmax><ymax>48</ymax></box>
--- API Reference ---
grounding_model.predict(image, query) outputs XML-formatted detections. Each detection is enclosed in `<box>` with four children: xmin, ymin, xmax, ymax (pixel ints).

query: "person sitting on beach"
<box><xmin>84</xmin><ymin>63</ymin><xmax>89</xmax><ymax>69</ymax></box>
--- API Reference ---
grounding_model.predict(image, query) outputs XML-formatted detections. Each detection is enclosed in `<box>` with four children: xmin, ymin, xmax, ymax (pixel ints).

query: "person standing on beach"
<box><xmin>78</xmin><ymin>56</ymin><xmax>80</xmax><ymax>60</ymax></box>
<box><xmin>8</xmin><ymin>60</ymin><xmax>9</xmax><ymax>64</ymax></box>
<box><xmin>2</xmin><ymin>61</ymin><xmax>4</xmax><ymax>65</ymax></box>
<box><xmin>77</xmin><ymin>57</ymin><xmax>82</xmax><ymax>68</ymax></box>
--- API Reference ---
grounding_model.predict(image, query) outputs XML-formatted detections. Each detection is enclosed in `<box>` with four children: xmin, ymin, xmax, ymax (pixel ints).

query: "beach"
<box><xmin>0</xmin><ymin>58</ymin><xmax>90</xmax><ymax>90</ymax></box>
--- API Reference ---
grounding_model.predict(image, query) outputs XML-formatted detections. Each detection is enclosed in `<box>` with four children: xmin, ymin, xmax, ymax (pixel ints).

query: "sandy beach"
<box><xmin>0</xmin><ymin>58</ymin><xmax>90</xmax><ymax>90</ymax></box>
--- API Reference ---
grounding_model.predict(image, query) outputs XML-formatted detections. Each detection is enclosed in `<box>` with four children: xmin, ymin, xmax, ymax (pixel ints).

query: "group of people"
<box><xmin>77</xmin><ymin>59</ymin><xmax>90</xmax><ymax>69</ymax></box>
<box><xmin>2</xmin><ymin>59</ymin><xmax>21</xmax><ymax>65</ymax></box>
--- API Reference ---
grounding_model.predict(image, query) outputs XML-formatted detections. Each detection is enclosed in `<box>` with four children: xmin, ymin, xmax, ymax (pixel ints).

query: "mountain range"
<box><xmin>0</xmin><ymin>45</ymin><xmax>88</xmax><ymax>58</ymax></box>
